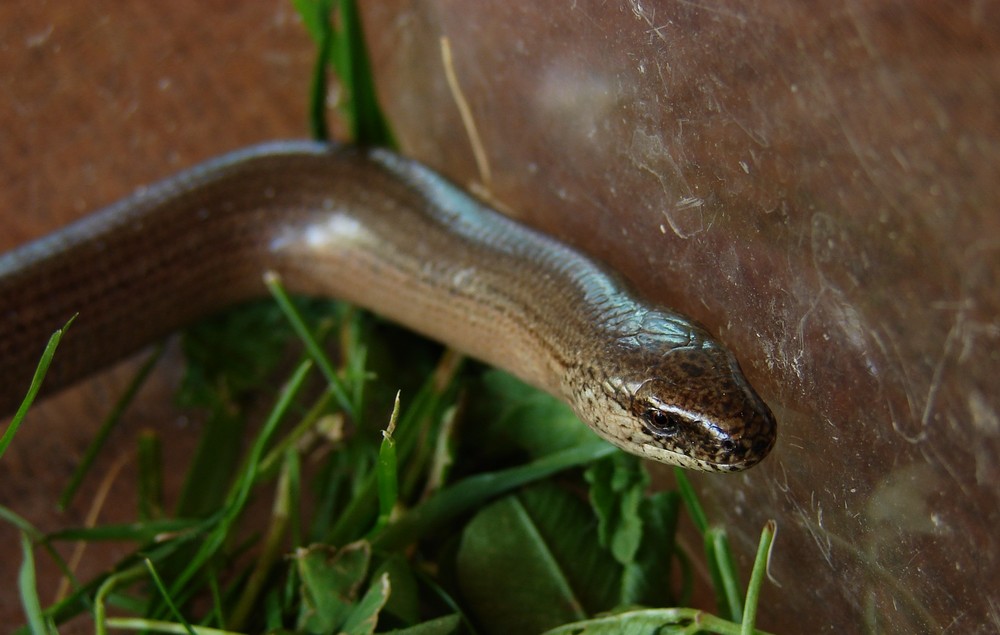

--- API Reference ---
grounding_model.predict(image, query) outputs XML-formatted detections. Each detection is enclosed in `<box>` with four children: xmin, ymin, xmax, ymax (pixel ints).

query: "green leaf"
<box><xmin>517</xmin><ymin>483</ymin><xmax>624</xmax><ymax>612</ymax></box>
<box><xmin>374</xmin><ymin>554</ymin><xmax>420</xmax><ymax>625</ymax></box>
<box><xmin>541</xmin><ymin>608</ymin><xmax>691</xmax><ymax>635</ymax></box>
<box><xmin>381</xmin><ymin>614</ymin><xmax>460</xmax><ymax>635</ymax></box>
<box><xmin>295</xmin><ymin>541</ymin><xmax>372</xmax><ymax>633</ymax></box>
<box><xmin>541</xmin><ymin>607</ymin><xmax>776</xmax><ymax>635</ymax></box>
<box><xmin>340</xmin><ymin>572</ymin><xmax>390</xmax><ymax>635</ymax></box>
<box><xmin>374</xmin><ymin>442</ymin><xmax>616</xmax><ymax>551</ymax></box>
<box><xmin>477</xmin><ymin>371</ymin><xmax>596</xmax><ymax>458</ymax></box>
<box><xmin>157</xmin><ymin>360</ymin><xmax>313</xmax><ymax>608</ymax></box>
<box><xmin>585</xmin><ymin>453</ymin><xmax>649</xmax><ymax>566</ymax></box>
<box><xmin>456</xmin><ymin>483</ymin><xmax>624</xmax><ymax>634</ymax></box>
<box><xmin>457</xmin><ymin>493</ymin><xmax>584</xmax><ymax>634</ymax></box>
<box><xmin>623</xmin><ymin>490</ymin><xmax>682</xmax><ymax>607</ymax></box>
<box><xmin>174</xmin><ymin>299</ymin><xmax>320</xmax><ymax>518</ymax></box>
<box><xmin>178</xmin><ymin>300</ymin><xmax>302</xmax><ymax>408</ymax></box>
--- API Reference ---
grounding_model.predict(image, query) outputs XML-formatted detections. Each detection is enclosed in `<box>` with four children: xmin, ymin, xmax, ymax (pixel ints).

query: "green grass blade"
<box><xmin>672</xmin><ymin>468</ymin><xmax>708</xmax><ymax>534</ymax></box>
<box><xmin>373</xmin><ymin>391</ymin><xmax>401</xmax><ymax>534</ymax></box>
<box><xmin>335</xmin><ymin>0</ymin><xmax>395</xmax><ymax>146</ymax></box>
<box><xmin>46</xmin><ymin>518</ymin><xmax>202</xmax><ymax>542</ymax></box>
<box><xmin>707</xmin><ymin>527</ymin><xmax>744</xmax><ymax>623</ymax></box>
<box><xmin>326</xmin><ymin>350</ymin><xmax>462</xmax><ymax>546</ymax></box>
<box><xmin>95</xmin><ymin>565</ymin><xmax>146</xmax><ymax>635</ymax></box>
<box><xmin>374</xmin><ymin>442</ymin><xmax>617</xmax><ymax>551</ymax></box>
<box><xmin>264</xmin><ymin>272</ymin><xmax>354</xmax><ymax>416</ymax></box>
<box><xmin>306</xmin><ymin>0</ymin><xmax>334</xmax><ymax>140</ymax></box>
<box><xmin>0</xmin><ymin>315</ymin><xmax>75</xmax><ymax>461</ymax></box>
<box><xmin>228</xmin><ymin>450</ymin><xmax>297</xmax><ymax>630</ymax></box>
<box><xmin>59</xmin><ymin>344</ymin><xmax>164</xmax><ymax>509</ymax></box>
<box><xmin>290</xmin><ymin>0</ymin><xmax>327</xmax><ymax>41</ymax></box>
<box><xmin>675</xmin><ymin>468</ymin><xmax>747</xmax><ymax>622</ymax></box>
<box><xmin>741</xmin><ymin>521</ymin><xmax>776</xmax><ymax>635</ymax></box>
<box><xmin>138</xmin><ymin>429</ymin><xmax>164</xmax><ymax>520</ymax></box>
<box><xmin>103</xmin><ymin>618</ymin><xmax>240</xmax><ymax>634</ymax></box>
<box><xmin>167</xmin><ymin>359</ymin><xmax>313</xmax><ymax>597</ymax></box>
<box><xmin>145</xmin><ymin>559</ymin><xmax>198</xmax><ymax>635</ymax></box>
<box><xmin>19</xmin><ymin>532</ymin><xmax>54</xmax><ymax>635</ymax></box>
<box><xmin>1</xmin><ymin>505</ymin><xmax>43</xmax><ymax>539</ymax></box>
<box><xmin>291</xmin><ymin>0</ymin><xmax>395</xmax><ymax>146</ymax></box>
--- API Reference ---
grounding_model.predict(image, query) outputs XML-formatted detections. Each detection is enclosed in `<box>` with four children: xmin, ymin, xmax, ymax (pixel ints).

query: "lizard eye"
<box><xmin>642</xmin><ymin>408</ymin><xmax>682</xmax><ymax>438</ymax></box>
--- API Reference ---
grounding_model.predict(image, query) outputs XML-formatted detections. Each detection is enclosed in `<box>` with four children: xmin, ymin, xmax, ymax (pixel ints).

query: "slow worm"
<box><xmin>0</xmin><ymin>141</ymin><xmax>776</xmax><ymax>471</ymax></box>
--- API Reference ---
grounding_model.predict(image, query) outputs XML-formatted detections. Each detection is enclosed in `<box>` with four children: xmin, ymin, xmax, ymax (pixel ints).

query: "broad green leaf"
<box><xmin>296</xmin><ymin>541</ymin><xmax>371</xmax><ymax>633</ymax></box>
<box><xmin>622</xmin><ymin>490</ymin><xmax>682</xmax><ymax>607</ymax></box>
<box><xmin>381</xmin><ymin>614</ymin><xmax>460</xmax><ymax>635</ymax></box>
<box><xmin>375</xmin><ymin>554</ymin><xmax>420</xmax><ymax>625</ymax></box>
<box><xmin>586</xmin><ymin>453</ymin><xmax>649</xmax><ymax>565</ymax></box>
<box><xmin>456</xmin><ymin>482</ymin><xmax>624</xmax><ymax>634</ymax></box>
<box><xmin>457</xmin><ymin>493</ymin><xmax>584</xmax><ymax>634</ymax></box>
<box><xmin>516</xmin><ymin>483</ymin><xmax>625</xmax><ymax>612</ymax></box>
<box><xmin>178</xmin><ymin>300</ymin><xmax>307</xmax><ymax>408</ymax></box>
<box><xmin>477</xmin><ymin>371</ymin><xmax>595</xmax><ymax>458</ymax></box>
<box><xmin>374</xmin><ymin>442</ymin><xmax>616</xmax><ymax>551</ymax></box>
<box><xmin>541</xmin><ymin>607</ymin><xmax>776</xmax><ymax>635</ymax></box>
<box><xmin>542</xmin><ymin>608</ymin><xmax>690</xmax><ymax>635</ymax></box>
<box><xmin>340</xmin><ymin>572</ymin><xmax>390</xmax><ymax>635</ymax></box>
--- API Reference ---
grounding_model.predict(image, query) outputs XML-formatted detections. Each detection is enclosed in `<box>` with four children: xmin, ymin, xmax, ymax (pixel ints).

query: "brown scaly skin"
<box><xmin>0</xmin><ymin>141</ymin><xmax>776</xmax><ymax>471</ymax></box>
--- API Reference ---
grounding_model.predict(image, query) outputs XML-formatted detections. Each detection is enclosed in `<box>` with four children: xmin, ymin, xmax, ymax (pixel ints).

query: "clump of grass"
<box><xmin>6</xmin><ymin>287</ymin><xmax>776</xmax><ymax>634</ymax></box>
<box><xmin>1</xmin><ymin>2</ymin><xmax>777</xmax><ymax>633</ymax></box>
